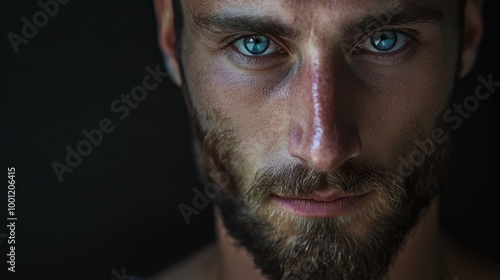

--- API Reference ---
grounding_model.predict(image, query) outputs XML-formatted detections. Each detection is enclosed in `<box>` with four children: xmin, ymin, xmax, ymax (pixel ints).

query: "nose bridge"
<box><xmin>288</xmin><ymin>50</ymin><xmax>361</xmax><ymax>172</ymax></box>
<box><xmin>310</xmin><ymin>57</ymin><xmax>337</xmax><ymax>151</ymax></box>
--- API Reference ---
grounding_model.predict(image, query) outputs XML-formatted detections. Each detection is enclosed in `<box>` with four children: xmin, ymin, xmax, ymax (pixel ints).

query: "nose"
<box><xmin>288</xmin><ymin>57</ymin><xmax>361</xmax><ymax>172</ymax></box>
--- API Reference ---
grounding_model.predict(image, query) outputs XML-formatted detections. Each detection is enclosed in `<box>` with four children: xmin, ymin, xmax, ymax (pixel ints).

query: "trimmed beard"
<box><xmin>181</xmin><ymin>82</ymin><xmax>449</xmax><ymax>280</ymax></box>
<box><xmin>168</xmin><ymin>0</ymin><xmax>463</xmax><ymax>276</ymax></box>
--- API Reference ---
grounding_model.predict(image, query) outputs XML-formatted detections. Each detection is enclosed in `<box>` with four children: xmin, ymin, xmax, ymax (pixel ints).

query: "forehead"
<box><xmin>184</xmin><ymin>0</ymin><xmax>446</xmax><ymax>23</ymax></box>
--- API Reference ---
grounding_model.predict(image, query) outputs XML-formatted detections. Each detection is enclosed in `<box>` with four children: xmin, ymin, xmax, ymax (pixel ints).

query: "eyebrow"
<box><xmin>192</xmin><ymin>2</ymin><xmax>444</xmax><ymax>40</ymax></box>
<box><xmin>193</xmin><ymin>13</ymin><xmax>300</xmax><ymax>39</ymax></box>
<box><xmin>347</xmin><ymin>2</ymin><xmax>444</xmax><ymax>39</ymax></box>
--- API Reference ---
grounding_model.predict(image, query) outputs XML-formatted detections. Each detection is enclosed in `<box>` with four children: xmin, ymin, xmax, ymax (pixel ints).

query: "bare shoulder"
<box><xmin>150</xmin><ymin>242</ymin><xmax>220</xmax><ymax>280</ymax></box>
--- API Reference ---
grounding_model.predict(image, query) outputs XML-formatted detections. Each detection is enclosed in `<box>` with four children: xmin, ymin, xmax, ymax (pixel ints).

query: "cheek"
<box><xmin>354</xmin><ymin>34</ymin><xmax>457</xmax><ymax>170</ymax></box>
<box><xmin>181</xmin><ymin>25</ymin><xmax>459</xmax><ymax>174</ymax></box>
<box><xmin>183</xmin><ymin>42</ymin><xmax>292</xmax><ymax>171</ymax></box>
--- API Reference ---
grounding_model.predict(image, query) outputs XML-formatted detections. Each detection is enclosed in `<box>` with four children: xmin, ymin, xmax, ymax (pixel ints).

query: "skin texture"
<box><xmin>155</xmin><ymin>0</ymin><xmax>485</xmax><ymax>279</ymax></box>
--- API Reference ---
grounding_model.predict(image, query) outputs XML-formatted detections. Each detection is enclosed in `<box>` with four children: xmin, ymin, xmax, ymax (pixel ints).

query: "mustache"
<box><xmin>246</xmin><ymin>160</ymin><xmax>403</xmax><ymax>200</ymax></box>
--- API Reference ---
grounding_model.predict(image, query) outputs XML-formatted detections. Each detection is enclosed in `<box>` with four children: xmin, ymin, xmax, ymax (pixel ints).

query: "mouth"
<box><xmin>271</xmin><ymin>190</ymin><xmax>373</xmax><ymax>218</ymax></box>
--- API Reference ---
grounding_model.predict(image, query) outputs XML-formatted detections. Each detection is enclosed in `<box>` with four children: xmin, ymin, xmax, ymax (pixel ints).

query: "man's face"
<box><xmin>174</xmin><ymin>0</ymin><xmax>461</xmax><ymax>279</ymax></box>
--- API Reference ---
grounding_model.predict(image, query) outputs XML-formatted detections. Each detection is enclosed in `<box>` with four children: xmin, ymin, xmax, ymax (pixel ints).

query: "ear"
<box><xmin>154</xmin><ymin>0</ymin><xmax>182</xmax><ymax>86</ymax></box>
<box><xmin>459</xmin><ymin>0</ymin><xmax>484</xmax><ymax>78</ymax></box>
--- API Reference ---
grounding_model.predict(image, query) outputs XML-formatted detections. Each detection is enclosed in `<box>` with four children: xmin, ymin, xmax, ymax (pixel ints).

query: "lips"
<box><xmin>271</xmin><ymin>191</ymin><xmax>372</xmax><ymax>218</ymax></box>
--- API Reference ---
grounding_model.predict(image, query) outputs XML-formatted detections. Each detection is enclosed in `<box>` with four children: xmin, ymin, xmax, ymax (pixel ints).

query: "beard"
<box><xmin>213</xmin><ymin>159</ymin><xmax>446</xmax><ymax>280</ymax></box>
<box><xmin>182</xmin><ymin>83</ymin><xmax>449</xmax><ymax>280</ymax></box>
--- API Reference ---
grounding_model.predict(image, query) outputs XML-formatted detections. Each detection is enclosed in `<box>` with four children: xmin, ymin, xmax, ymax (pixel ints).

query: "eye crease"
<box><xmin>230</xmin><ymin>29</ymin><xmax>412</xmax><ymax>60</ymax></box>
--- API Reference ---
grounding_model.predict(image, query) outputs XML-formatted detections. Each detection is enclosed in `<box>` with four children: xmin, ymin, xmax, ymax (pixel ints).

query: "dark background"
<box><xmin>2</xmin><ymin>1</ymin><xmax>499</xmax><ymax>279</ymax></box>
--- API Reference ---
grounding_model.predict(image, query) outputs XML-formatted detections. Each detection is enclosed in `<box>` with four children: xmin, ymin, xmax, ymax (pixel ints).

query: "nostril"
<box><xmin>309</xmin><ymin>146</ymin><xmax>343</xmax><ymax>172</ymax></box>
<box><xmin>289</xmin><ymin>126</ymin><xmax>303</xmax><ymax>147</ymax></box>
<box><xmin>288</xmin><ymin>122</ymin><xmax>362</xmax><ymax>172</ymax></box>
<box><xmin>288</xmin><ymin>126</ymin><xmax>308</xmax><ymax>162</ymax></box>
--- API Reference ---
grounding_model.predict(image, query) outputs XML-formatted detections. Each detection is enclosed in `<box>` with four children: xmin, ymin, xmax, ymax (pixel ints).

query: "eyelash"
<box><xmin>224</xmin><ymin>28</ymin><xmax>420</xmax><ymax>66</ymax></box>
<box><xmin>220</xmin><ymin>35</ymin><xmax>289</xmax><ymax>69</ymax></box>
<box><xmin>351</xmin><ymin>28</ymin><xmax>421</xmax><ymax>62</ymax></box>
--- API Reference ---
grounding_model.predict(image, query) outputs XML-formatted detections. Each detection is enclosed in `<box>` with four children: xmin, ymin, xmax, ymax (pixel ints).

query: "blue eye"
<box><xmin>233</xmin><ymin>35</ymin><xmax>281</xmax><ymax>56</ymax></box>
<box><xmin>371</xmin><ymin>31</ymin><xmax>397</xmax><ymax>51</ymax></box>
<box><xmin>244</xmin><ymin>35</ymin><xmax>269</xmax><ymax>54</ymax></box>
<box><xmin>360</xmin><ymin>30</ymin><xmax>410</xmax><ymax>53</ymax></box>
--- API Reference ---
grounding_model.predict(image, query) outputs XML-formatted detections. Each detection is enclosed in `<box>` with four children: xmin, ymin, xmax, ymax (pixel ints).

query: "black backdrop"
<box><xmin>2</xmin><ymin>1</ymin><xmax>499</xmax><ymax>279</ymax></box>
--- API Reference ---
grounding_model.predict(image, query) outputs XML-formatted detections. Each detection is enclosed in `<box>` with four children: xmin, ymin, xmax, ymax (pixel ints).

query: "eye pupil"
<box><xmin>244</xmin><ymin>35</ymin><xmax>270</xmax><ymax>55</ymax></box>
<box><xmin>371</xmin><ymin>31</ymin><xmax>398</xmax><ymax>51</ymax></box>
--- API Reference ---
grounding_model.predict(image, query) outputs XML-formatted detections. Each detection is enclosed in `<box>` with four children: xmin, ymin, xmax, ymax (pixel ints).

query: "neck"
<box><xmin>214</xmin><ymin>197</ymin><xmax>442</xmax><ymax>280</ymax></box>
<box><xmin>387</xmin><ymin>197</ymin><xmax>443</xmax><ymax>280</ymax></box>
<box><xmin>214</xmin><ymin>209</ymin><xmax>265</xmax><ymax>280</ymax></box>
